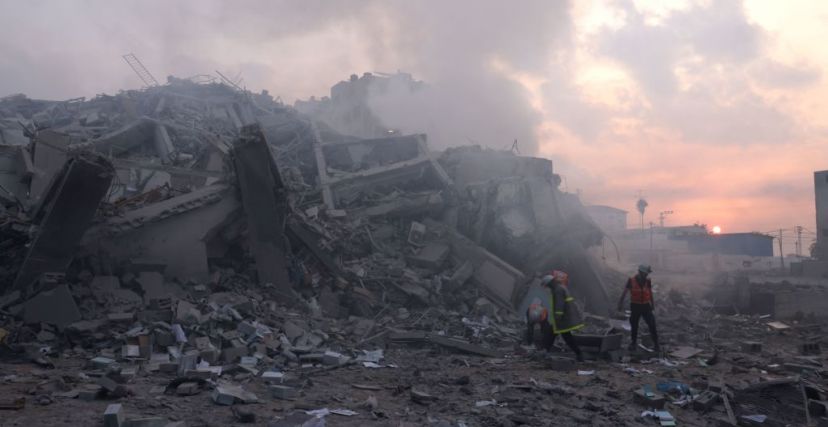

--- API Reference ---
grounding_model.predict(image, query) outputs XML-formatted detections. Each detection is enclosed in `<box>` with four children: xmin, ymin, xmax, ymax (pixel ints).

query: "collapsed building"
<box><xmin>0</xmin><ymin>75</ymin><xmax>609</xmax><ymax>318</ymax></box>
<box><xmin>1</xmin><ymin>76</ymin><xmax>827</xmax><ymax>427</ymax></box>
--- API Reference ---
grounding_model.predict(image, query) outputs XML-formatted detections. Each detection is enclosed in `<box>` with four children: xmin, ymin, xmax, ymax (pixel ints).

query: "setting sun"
<box><xmin>712</xmin><ymin>226</ymin><xmax>722</xmax><ymax>234</ymax></box>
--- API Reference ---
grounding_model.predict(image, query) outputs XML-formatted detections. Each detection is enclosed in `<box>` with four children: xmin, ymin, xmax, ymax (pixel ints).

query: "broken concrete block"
<box><xmin>262</xmin><ymin>371</ymin><xmax>284</xmax><ymax>383</ymax></box>
<box><xmin>222</xmin><ymin>345</ymin><xmax>249</xmax><ymax>363</ymax></box>
<box><xmin>122</xmin><ymin>345</ymin><xmax>140</xmax><ymax>358</ymax></box>
<box><xmin>212</xmin><ymin>385</ymin><xmax>258</xmax><ymax>405</ymax></box>
<box><xmin>326</xmin><ymin>209</ymin><xmax>347</xmax><ymax>218</ymax></box>
<box><xmin>177</xmin><ymin>350</ymin><xmax>199</xmax><ymax>376</ymax></box>
<box><xmin>634</xmin><ymin>388</ymin><xmax>666</xmax><ymax>409</ymax></box>
<box><xmin>175</xmin><ymin>300</ymin><xmax>202</xmax><ymax>325</ymax></box>
<box><xmin>23</xmin><ymin>284</ymin><xmax>81</xmax><ymax>328</ymax></box>
<box><xmin>176</xmin><ymin>382</ymin><xmax>200</xmax><ymax>396</ymax></box>
<box><xmin>407</xmin><ymin>242</ymin><xmax>449</xmax><ymax>270</ymax></box>
<box><xmin>104</xmin><ymin>403</ymin><xmax>124</xmax><ymax>427</ymax></box>
<box><xmin>78</xmin><ymin>384</ymin><xmax>102</xmax><ymax>401</ymax></box>
<box><xmin>282</xmin><ymin>320</ymin><xmax>305</xmax><ymax>342</ymax></box>
<box><xmin>322</xmin><ymin>350</ymin><xmax>347</xmax><ymax>366</ymax></box>
<box><xmin>693</xmin><ymin>390</ymin><xmax>719</xmax><ymax>411</ymax></box>
<box><xmin>239</xmin><ymin>356</ymin><xmax>258</xmax><ymax>367</ymax></box>
<box><xmin>270</xmin><ymin>385</ymin><xmax>298</xmax><ymax>400</ymax></box>
<box><xmin>411</xmin><ymin>389</ymin><xmax>437</xmax><ymax>405</ymax></box>
<box><xmin>97</xmin><ymin>376</ymin><xmax>119</xmax><ymax>392</ymax></box>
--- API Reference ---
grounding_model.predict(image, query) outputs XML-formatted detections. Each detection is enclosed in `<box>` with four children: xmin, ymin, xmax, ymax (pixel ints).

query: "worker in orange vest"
<box><xmin>617</xmin><ymin>264</ymin><xmax>660</xmax><ymax>352</ymax></box>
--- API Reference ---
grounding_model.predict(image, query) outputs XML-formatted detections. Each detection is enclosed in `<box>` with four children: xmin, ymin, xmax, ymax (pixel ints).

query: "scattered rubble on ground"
<box><xmin>0</xmin><ymin>76</ymin><xmax>826</xmax><ymax>426</ymax></box>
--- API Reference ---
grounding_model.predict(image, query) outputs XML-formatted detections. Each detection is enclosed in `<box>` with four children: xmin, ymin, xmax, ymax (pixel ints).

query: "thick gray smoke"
<box><xmin>0</xmin><ymin>0</ymin><xmax>571</xmax><ymax>155</ymax></box>
<box><xmin>362</xmin><ymin>1</ymin><xmax>572</xmax><ymax>153</ymax></box>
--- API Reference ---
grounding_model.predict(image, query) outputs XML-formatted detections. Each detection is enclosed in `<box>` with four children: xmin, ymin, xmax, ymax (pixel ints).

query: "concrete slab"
<box><xmin>23</xmin><ymin>284</ymin><xmax>81</xmax><ymax>328</ymax></box>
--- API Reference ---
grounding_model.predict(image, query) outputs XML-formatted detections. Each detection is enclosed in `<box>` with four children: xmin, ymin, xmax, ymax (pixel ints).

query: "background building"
<box><xmin>815</xmin><ymin>170</ymin><xmax>828</xmax><ymax>259</ymax></box>
<box><xmin>585</xmin><ymin>205</ymin><xmax>627</xmax><ymax>234</ymax></box>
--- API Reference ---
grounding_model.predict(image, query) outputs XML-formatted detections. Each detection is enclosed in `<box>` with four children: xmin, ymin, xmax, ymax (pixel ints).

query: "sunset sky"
<box><xmin>1</xmin><ymin>0</ymin><xmax>826</xmax><ymax>253</ymax></box>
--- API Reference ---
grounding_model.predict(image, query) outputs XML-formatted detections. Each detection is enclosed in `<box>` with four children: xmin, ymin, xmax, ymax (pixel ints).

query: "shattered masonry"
<box><xmin>0</xmin><ymin>75</ymin><xmax>825</xmax><ymax>426</ymax></box>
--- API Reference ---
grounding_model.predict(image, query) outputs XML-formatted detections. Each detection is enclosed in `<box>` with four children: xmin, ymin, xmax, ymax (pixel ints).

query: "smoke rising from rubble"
<box><xmin>360</xmin><ymin>1</ymin><xmax>571</xmax><ymax>153</ymax></box>
<box><xmin>0</xmin><ymin>0</ymin><xmax>570</xmax><ymax>155</ymax></box>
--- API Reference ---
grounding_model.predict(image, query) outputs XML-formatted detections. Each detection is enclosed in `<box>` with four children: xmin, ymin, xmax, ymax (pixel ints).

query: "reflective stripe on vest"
<box><xmin>630</xmin><ymin>276</ymin><xmax>652</xmax><ymax>304</ymax></box>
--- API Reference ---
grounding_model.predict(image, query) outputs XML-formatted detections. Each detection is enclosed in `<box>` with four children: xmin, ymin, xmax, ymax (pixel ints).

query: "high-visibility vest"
<box><xmin>629</xmin><ymin>276</ymin><xmax>653</xmax><ymax>304</ymax></box>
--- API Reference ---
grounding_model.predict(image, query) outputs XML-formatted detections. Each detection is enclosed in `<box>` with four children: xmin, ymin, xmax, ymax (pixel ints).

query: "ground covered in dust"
<box><xmin>0</xmin><ymin>312</ymin><xmax>819</xmax><ymax>427</ymax></box>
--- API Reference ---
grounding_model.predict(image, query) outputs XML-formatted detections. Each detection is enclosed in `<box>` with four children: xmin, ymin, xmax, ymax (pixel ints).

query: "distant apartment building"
<box><xmin>585</xmin><ymin>205</ymin><xmax>627</xmax><ymax>234</ymax></box>
<box><xmin>815</xmin><ymin>170</ymin><xmax>828</xmax><ymax>260</ymax></box>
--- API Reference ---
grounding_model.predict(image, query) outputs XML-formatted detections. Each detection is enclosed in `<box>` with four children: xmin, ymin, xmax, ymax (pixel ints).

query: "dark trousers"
<box><xmin>545</xmin><ymin>330</ymin><xmax>582</xmax><ymax>356</ymax></box>
<box><xmin>630</xmin><ymin>303</ymin><xmax>659</xmax><ymax>346</ymax></box>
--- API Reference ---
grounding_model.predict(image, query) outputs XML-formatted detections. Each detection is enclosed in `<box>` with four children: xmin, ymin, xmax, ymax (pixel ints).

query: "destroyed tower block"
<box><xmin>232</xmin><ymin>124</ymin><xmax>292</xmax><ymax>294</ymax></box>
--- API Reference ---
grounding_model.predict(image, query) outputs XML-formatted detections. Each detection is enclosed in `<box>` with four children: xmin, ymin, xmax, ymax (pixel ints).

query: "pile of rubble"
<box><xmin>5</xmin><ymin>75</ymin><xmax>825</xmax><ymax>426</ymax></box>
<box><xmin>0</xmin><ymin>75</ymin><xmax>613</xmax><ymax>425</ymax></box>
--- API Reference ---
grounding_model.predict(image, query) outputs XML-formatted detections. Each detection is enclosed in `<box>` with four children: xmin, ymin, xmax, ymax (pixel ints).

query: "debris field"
<box><xmin>0</xmin><ymin>76</ymin><xmax>825</xmax><ymax>427</ymax></box>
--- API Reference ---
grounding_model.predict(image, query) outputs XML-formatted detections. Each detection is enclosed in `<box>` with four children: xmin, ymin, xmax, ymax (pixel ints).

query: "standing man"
<box><xmin>617</xmin><ymin>264</ymin><xmax>660</xmax><ymax>352</ymax></box>
<box><xmin>541</xmin><ymin>271</ymin><xmax>584</xmax><ymax>361</ymax></box>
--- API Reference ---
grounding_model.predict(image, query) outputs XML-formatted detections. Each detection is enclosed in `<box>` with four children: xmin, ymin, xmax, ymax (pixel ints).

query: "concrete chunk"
<box><xmin>212</xmin><ymin>385</ymin><xmax>258</xmax><ymax>405</ymax></box>
<box><xmin>407</xmin><ymin>243</ymin><xmax>450</xmax><ymax>270</ymax></box>
<box><xmin>269</xmin><ymin>385</ymin><xmax>298</xmax><ymax>400</ymax></box>
<box><xmin>23</xmin><ymin>284</ymin><xmax>81</xmax><ymax>328</ymax></box>
<box><xmin>176</xmin><ymin>382</ymin><xmax>200</xmax><ymax>396</ymax></box>
<box><xmin>104</xmin><ymin>404</ymin><xmax>124</xmax><ymax>427</ymax></box>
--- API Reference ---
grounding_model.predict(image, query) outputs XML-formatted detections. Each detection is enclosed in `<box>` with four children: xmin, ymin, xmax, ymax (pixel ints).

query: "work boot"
<box><xmin>628</xmin><ymin>342</ymin><xmax>637</xmax><ymax>352</ymax></box>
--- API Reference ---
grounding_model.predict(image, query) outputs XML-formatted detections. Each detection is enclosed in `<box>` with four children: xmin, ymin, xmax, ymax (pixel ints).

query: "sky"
<box><xmin>0</xmin><ymin>0</ymin><xmax>826</xmax><ymax>253</ymax></box>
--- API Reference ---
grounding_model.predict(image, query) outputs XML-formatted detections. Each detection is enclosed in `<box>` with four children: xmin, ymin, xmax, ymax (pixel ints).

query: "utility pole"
<box><xmin>778</xmin><ymin>229</ymin><xmax>785</xmax><ymax>269</ymax></box>
<box><xmin>796</xmin><ymin>225</ymin><xmax>803</xmax><ymax>257</ymax></box>
<box><xmin>649</xmin><ymin>222</ymin><xmax>654</xmax><ymax>265</ymax></box>
<box><xmin>658</xmin><ymin>210</ymin><xmax>673</xmax><ymax>227</ymax></box>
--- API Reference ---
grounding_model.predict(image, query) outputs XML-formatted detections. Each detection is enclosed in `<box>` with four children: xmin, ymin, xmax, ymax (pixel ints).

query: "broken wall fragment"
<box><xmin>11</xmin><ymin>152</ymin><xmax>114</xmax><ymax>295</ymax></box>
<box><xmin>232</xmin><ymin>124</ymin><xmax>292</xmax><ymax>294</ymax></box>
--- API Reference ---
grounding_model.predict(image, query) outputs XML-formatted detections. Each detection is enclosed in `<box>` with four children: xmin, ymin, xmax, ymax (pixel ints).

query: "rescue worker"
<box><xmin>541</xmin><ymin>271</ymin><xmax>584</xmax><ymax>361</ymax></box>
<box><xmin>617</xmin><ymin>264</ymin><xmax>660</xmax><ymax>352</ymax></box>
<box><xmin>525</xmin><ymin>298</ymin><xmax>550</xmax><ymax>347</ymax></box>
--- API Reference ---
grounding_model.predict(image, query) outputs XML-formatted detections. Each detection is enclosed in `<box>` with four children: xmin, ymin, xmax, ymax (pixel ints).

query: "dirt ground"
<box><xmin>0</xmin><ymin>323</ymin><xmax>815</xmax><ymax>427</ymax></box>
